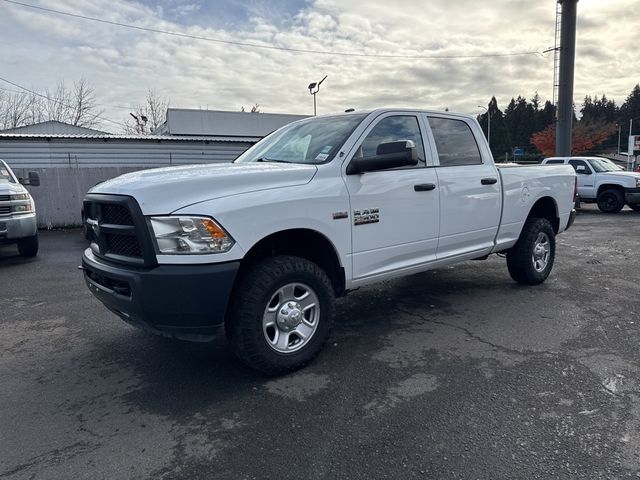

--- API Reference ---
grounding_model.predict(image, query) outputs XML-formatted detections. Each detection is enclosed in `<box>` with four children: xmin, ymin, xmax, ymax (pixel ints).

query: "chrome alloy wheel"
<box><xmin>532</xmin><ymin>232</ymin><xmax>551</xmax><ymax>272</ymax></box>
<box><xmin>262</xmin><ymin>282</ymin><xmax>320</xmax><ymax>353</ymax></box>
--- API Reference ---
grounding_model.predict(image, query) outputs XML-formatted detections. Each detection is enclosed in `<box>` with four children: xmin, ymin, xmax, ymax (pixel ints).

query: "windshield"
<box><xmin>0</xmin><ymin>161</ymin><xmax>16</xmax><ymax>183</ymax></box>
<box><xmin>588</xmin><ymin>158</ymin><xmax>623</xmax><ymax>173</ymax></box>
<box><xmin>235</xmin><ymin>113</ymin><xmax>367</xmax><ymax>165</ymax></box>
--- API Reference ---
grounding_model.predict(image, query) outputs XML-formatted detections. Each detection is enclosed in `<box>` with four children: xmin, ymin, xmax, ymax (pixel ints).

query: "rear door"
<box><xmin>568</xmin><ymin>159</ymin><xmax>595</xmax><ymax>199</ymax></box>
<box><xmin>424</xmin><ymin>115</ymin><xmax>501</xmax><ymax>259</ymax></box>
<box><xmin>344</xmin><ymin>112</ymin><xmax>440</xmax><ymax>282</ymax></box>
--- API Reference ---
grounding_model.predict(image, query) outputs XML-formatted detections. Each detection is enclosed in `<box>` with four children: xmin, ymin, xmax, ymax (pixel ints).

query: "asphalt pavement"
<box><xmin>1</xmin><ymin>204</ymin><xmax>639</xmax><ymax>479</ymax></box>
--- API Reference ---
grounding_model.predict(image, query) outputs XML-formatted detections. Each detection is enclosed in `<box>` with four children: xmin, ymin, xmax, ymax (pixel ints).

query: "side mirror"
<box><xmin>19</xmin><ymin>171</ymin><xmax>40</xmax><ymax>187</ymax></box>
<box><xmin>347</xmin><ymin>140</ymin><xmax>418</xmax><ymax>175</ymax></box>
<box><xmin>28</xmin><ymin>171</ymin><xmax>40</xmax><ymax>186</ymax></box>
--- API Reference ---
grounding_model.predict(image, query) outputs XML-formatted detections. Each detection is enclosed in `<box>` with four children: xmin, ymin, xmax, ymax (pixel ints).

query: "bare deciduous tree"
<box><xmin>240</xmin><ymin>104</ymin><xmax>260</xmax><ymax>113</ymax></box>
<box><xmin>44</xmin><ymin>79</ymin><xmax>103</xmax><ymax>128</ymax></box>
<box><xmin>0</xmin><ymin>78</ymin><xmax>103</xmax><ymax>130</ymax></box>
<box><xmin>0</xmin><ymin>89</ymin><xmax>34</xmax><ymax>129</ymax></box>
<box><xmin>124</xmin><ymin>88</ymin><xmax>169</xmax><ymax>135</ymax></box>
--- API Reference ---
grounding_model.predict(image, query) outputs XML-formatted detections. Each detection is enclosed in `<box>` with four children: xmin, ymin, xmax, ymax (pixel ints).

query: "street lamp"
<box><xmin>308</xmin><ymin>75</ymin><xmax>327</xmax><ymax>116</ymax></box>
<box><xmin>478</xmin><ymin>105</ymin><xmax>490</xmax><ymax>149</ymax></box>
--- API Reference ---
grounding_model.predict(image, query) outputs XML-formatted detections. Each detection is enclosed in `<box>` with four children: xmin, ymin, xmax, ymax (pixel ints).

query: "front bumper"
<box><xmin>625</xmin><ymin>188</ymin><xmax>640</xmax><ymax>205</ymax></box>
<box><xmin>0</xmin><ymin>213</ymin><xmax>37</xmax><ymax>241</ymax></box>
<box><xmin>82</xmin><ymin>248</ymin><xmax>240</xmax><ymax>341</ymax></box>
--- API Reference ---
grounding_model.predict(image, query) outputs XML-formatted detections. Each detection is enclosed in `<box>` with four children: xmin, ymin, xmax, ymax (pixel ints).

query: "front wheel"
<box><xmin>226</xmin><ymin>255</ymin><xmax>335</xmax><ymax>376</ymax></box>
<box><xmin>506</xmin><ymin>218</ymin><xmax>555</xmax><ymax>285</ymax></box>
<box><xmin>17</xmin><ymin>234</ymin><xmax>39</xmax><ymax>258</ymax></box>
<box><xmin>597</xmin><ymin>189</ymin><xmax>624</xmax><ymax>213</ymax></box>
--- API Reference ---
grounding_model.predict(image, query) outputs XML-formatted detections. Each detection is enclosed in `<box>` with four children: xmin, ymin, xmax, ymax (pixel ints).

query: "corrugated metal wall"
<box><xmin>0</xmin><ymin>137</ymin><xmax>254</xmax><ymax>168</ymax></box>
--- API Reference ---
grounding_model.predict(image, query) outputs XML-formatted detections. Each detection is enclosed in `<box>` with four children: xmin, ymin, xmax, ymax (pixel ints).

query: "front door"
<box><xmin>343</xmin><ymin>113</ymin><xmax>440</xmax><ymax>283</ymax></box>
<box><xmin>568</xmin><ymin>159</ymin><xmax>595</xmax><ymax>199</ymax></box>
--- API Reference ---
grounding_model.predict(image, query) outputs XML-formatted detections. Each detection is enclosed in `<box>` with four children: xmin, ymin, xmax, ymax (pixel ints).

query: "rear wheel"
<box><xmin>506</xmin><ymin>217</ymin><xmax>555</xmax><ymax>285</ymax></box>
<box><xmin>17</xmin><ymin>234</ymin><xmax>39</xmax><ymax>258</ymax></box>
<box><xmin>226</xmin><ymin>255</ymin><xmax>335</xmax><ymax>376</ymax></box>
<box><xmin>597</xmin><ymin>189</ymin><xmax>624</xmax><ymax>213</ymax></box>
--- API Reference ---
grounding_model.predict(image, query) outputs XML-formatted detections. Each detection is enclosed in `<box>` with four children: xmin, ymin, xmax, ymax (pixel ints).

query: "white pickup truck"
<box><xmin>542</xmin><ymin>156</ymin><xmax>640</xmax><ymax>212</ymax></box>
<box><xmin>0</xmin><ymin>159</ymin><xmax>40</xmax><ymax>257</ymax></box>
<box><xmin>82</xmin><ymin>109</ymin><xmax>576</xmax><ymax>374</ymax></box>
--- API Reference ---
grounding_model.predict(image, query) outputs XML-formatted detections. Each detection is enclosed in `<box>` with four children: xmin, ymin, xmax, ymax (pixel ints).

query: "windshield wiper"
<box><xmin>255</xmin><ymin>157</ymin><xmax>292</xmax><ymax>164</ymax></box>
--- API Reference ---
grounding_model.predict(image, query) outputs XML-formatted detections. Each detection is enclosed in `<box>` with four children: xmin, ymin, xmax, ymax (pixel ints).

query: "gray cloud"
<box><xmin>0</xmin><ymin>0</ymin><xmax>636</xmax><ymax>131</ymax></box>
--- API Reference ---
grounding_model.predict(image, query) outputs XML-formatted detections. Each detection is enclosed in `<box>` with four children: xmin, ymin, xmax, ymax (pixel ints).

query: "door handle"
<box><xmin>481</xmin><ymin>177</ymin><xmax>498</xmax><ymax>185</ymax></box>
<box><xmin>414</xmin><ymin>183</ymin><xmax>436</xmax><ymax>192</ymax></box>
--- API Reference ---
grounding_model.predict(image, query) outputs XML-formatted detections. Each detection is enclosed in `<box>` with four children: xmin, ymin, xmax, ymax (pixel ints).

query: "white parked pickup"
<box><xmin>82</xmin><ymin>109</ymin><xmax>577</xmax><ymax>374</ymax></box>
<box><xmin>542</xmin><ymin>156</ymin><xmax>640</xmax><ymax>213</ymax></box>
<box><xmin>0</xmin><ymin>159</ymin><xmax>40</xmax><ymax>257</ymax></box>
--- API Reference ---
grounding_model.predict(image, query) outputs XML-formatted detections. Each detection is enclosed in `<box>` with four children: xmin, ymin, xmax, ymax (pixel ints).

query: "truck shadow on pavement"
<box><xmin>0</xmin><ymin>245</ymin><xmax>35</xmax><ymax>265</ymax></box>
<box><xmin>85</xmin><ymin>260</ymin><xmax>533</xmax><ymax>417</ymax></box>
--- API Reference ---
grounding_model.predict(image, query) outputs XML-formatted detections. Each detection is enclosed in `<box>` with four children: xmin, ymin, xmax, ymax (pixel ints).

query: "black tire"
<box><xmin>17</xmin><ymin>234</ymin><xmax>39</xmax><ymax>258</ymax></box>
<box><xmin>597</xmin><ymin>189</ymin><xmax>625</xmax><ymax>213</ymax></box>
<box><xmin>629</xmin><ymin>204</ymin><xmax>640</xmax><ymax>212</ymax></box>
<box><xmin>506</xmin><ymin>217</ymin><xmax>555</xmax><ymax>285</ymax></box>
<box><xmin>225</xmin><ymin>255</ymin><xmax>335</xmax><ymax>376</ymax></box>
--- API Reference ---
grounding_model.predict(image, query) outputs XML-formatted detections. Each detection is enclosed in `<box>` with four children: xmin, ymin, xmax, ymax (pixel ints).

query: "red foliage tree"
<box><xmin>530</xmin><ymin>121</ymin><xmax>617</xmax><ymax>157</ymax></box>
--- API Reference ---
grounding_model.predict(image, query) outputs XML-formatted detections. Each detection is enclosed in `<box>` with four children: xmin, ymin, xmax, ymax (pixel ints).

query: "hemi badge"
<box><xmin>332</xmin><ymin>212</ymin><xmax>348</xmax><ymax>220</ymax></box>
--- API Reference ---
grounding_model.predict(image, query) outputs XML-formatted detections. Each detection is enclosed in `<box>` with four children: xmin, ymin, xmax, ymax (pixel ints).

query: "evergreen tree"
<box><xmin>620</xmin><ymin>84</ymin><xmax>640</xmax><ymax>138</ymax></box>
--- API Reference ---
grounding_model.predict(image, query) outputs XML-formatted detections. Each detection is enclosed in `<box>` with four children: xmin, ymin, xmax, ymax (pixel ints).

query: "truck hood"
<box><xmin>597</xmin><ymin>171</ymin><xmax>640</xmax><ymax>185</ymax></box>
<box><xmin>89</xmin><ymin>162</ymin><xmax>318</xmax><ymax>214</ymax></box>
<box><xmin>0</xmin><ymin>180</ymin><xmax>27</xmax><ymax>195</ymax></box>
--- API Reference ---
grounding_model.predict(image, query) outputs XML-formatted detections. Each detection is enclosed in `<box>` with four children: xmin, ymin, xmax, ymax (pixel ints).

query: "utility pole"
<box><xmin>555</xmin><ymin>0</ymin><xmax>578</xmax><ymax>156</ymax></box>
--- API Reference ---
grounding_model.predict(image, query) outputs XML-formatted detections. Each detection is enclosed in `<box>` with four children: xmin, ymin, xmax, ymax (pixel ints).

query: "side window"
<box><xmin>428</xmin><ymin>117</ymin><xmax>482</xmax><ymax>167</ymax></box>
<box><xmin>568</xmin><ymin>159</ymin><xmax>592</xmax><ymax>174</ymax></box>
<box><xmin>545</xmin><ymin>160</ymin><xmax>565</xmax><ymax>164</ymax></box>
<box><xmin>356</xmin><ymin>115</ymin><xmax>425</xmax><ymax>167</ymax></box>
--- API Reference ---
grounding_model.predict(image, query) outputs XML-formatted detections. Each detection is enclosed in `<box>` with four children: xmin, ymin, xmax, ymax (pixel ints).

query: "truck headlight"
<box><xmin>10</xmin><ymin>193</ymin><xmax>30</xmax><ymax>201</ymax></box>
<box><xmin>149</xmin><ymin>216</ymin><xmax>234</xmax><ymax>254</ymax></box>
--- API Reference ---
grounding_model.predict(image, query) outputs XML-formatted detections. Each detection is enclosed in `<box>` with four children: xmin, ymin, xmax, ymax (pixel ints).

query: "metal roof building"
<box><xmin>155</xmin><ymin>108</ymin><xmax>308</xmax><ymax>137</ymax></box>
<box><xmin>0</xmin><ymin>133</ymin><xmax>260</xmax><ymax>168</ymax></box>
<box><xmin>0</xmin><ymin>120</ymin><xmax>109</xmax><ymax>136</ymax></box>
<box><xmin>0</xmin><ymin>110</ymin><xmax>308</xmax><ymax>169</ymax></box>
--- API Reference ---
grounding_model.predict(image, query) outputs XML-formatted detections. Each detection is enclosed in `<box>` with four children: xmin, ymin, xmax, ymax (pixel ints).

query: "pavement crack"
<box><xmin>0</xmin><ymin>441</ymin><xmax>96</xmax><ymax>478</ymax></box>
<box><xmin>396</xmin><ymin>307</ymin><xmax>526</xmax><ymax>357</ymax></box>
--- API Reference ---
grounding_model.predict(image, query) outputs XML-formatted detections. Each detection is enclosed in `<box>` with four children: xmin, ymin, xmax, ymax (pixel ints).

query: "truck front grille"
<box><xmin>83</xmin><ymin>194</ymin><xmax>154</xmax><ymax>267</ymax></box>
<box><xmin>106</xmin><ymin>232</ymin><xmax>142</xmax><ymax>257</ymax></box>
<box><xmin>0</xmin><ymin>205</ymin><xmax>10</xmax><ymax>215</ymax></box>
<box><xmin>0</xmin><ymin>195</ymin><xmax>10</xmax><ymax>202</ymax></box>
<box><xmin>102</xmin><ymin>204</ymin><xmax>134</xmax><ymax>225</ymax></box>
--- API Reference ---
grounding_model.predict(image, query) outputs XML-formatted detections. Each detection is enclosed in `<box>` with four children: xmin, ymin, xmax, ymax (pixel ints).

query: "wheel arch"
<box><xmin>596</xmin><ymin>183</ymin><xmax>625</xmax><ymax>197</ymax></box>
<box><xmin>239</xmin><ymin>228</ymin><xmax>346</xmax><ymax>296</ymax></box>
<box><xmin>528</xmin><ymin>196</ymin><xmax>560</xmax><ymax>233</ymax></box>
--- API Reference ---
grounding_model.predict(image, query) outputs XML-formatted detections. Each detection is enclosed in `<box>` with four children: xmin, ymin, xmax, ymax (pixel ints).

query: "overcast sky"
<box><xmin>1</xmin><ymin>0</ymin><xmax>637</xmax><ymax>130</ymax></box>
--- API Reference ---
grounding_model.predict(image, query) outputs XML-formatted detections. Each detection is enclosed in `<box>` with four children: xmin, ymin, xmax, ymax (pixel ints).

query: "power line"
<box><xmin>0</xmin><ymin>75</ymin><xmax>123</xmax><ymax>127</ymax></box>
<box><xmin>0</xmin><ymin>85</ymin><xmax>132</xmax><ymax>110</ymax></box>
<box><xmin>3</xmin><ymin>0</ymin><xmax>544</xmax><ymax>60</ymax></box>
